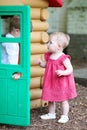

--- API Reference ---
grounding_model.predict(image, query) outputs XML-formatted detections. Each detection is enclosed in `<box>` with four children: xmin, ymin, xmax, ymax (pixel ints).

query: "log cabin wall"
<box><xmin>27</xmin><ymin>0</ymin><xmax>49</xmax><ymax>109</ymax></box>
<box><xmin>0</xmin><ymin>0</ymin><xmax>49</xmax><ymax>109</ymax></box>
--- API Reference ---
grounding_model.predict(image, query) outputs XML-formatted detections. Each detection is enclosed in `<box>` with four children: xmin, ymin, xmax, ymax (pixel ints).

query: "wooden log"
<box><xmin>41</xmin><ymin>9</ymin><xmax>49</xmax><ymax>21</ymax></box>
<box><xmin>31</xmin><ymin>66</ymin><xmax>45</xmax><ymax>77</ymax></box>
<box><xmin>40</xmin><ymin>53</ymin><xmax>45</xmax><ymax>61</ymax></box>
<box><xmin>31</xmin><ymin>43</ymin><xmax>48</xmax><ymax>54</ymax></box>
<box><xmin>31</xmin><ymin>32</ymin><xmax>49</xmax><ymax>43</ymax></box>
<box><xmin>32</xmin><ymin>20</ymin><xmax>49</xmax><ymax>31</ymax></box>
<box><xmin>31</xmin><ymin>8</ymin><xmax>49</xmax><ymax>20</ymax></box>
<box><xmin>31</xmin><ymin>8</ymin><xmax>41</xmax><ymax>20</ymax></box>
<box><xmin>0</xmin><ymin>0</ymin><xmax>23</xmax><ymax>5</ymax></box>
<box><xmin>31</xmin><ymin>54</ymin><xmax>41</xmax><ymax>66</ymax></box>
<box><xmin>30</xmin><ymin>99</ymin><xmax>42</xmax><ymax>109</ymax></box>
<box><xmin>23</xmin><ymin>0</ymin><xmax>49</xmax><ymax>8</ymax></box>
<box><xmin>30</xmin><ymin>88</ymin><xmax>42</xmax><ymax>100</ymax></box>
<box><xmin>30</xmin><ymin>77</ymin><xmax>41</xmax><ymax>89</ymax></box>
<box><xmin>42</xmin><ymin>100</ymin><xmax>48</xmax><ymax>107</ymax></box>
<box><xmin>41</xmin><ymin>76</ymin><xmax>44</xmax><ymax>88</ymax></box>
<box><xmin>31</xmin><ymin>54</ymin><xmax>44</xmax><ymax>66</ymax></box>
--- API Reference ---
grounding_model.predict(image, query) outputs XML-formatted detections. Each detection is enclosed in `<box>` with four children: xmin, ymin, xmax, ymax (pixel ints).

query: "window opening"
<box><xmin>0</xmin><ymin>15</ymin><xmax>21</xmax><ymax>65</ymax></box>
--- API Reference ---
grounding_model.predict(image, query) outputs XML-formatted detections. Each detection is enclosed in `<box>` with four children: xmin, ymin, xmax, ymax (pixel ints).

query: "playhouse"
<box><xmin>0</xmin><ymin>0</ymin><xmax>63</xmax><ymax>126</ymax></box>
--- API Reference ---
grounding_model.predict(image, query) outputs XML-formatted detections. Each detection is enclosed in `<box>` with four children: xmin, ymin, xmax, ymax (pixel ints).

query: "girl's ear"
<box><xmin>57</xmin><ymin>42</ymin><xmax>63</xmax><ymax>50</ymax></box>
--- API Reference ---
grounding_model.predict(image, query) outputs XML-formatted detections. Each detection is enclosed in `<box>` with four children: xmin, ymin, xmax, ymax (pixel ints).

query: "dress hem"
<box><xmin>41</xmin><ymin>95</ymin><xmax>77</xmax><ymax>102</ymax></box>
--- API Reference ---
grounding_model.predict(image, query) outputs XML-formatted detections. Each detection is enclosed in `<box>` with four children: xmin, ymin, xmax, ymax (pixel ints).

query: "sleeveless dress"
<box><xmin>42</xmin><ymin>52</ymin><xmax>77</xmax><ymax>102</ymax></box>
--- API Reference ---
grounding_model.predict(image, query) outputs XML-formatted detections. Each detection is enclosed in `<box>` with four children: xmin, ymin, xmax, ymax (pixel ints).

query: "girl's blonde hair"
<box><xmin>50</xmin><ymin>32</ymin><xmax>70</xmax><ymax>49</ymax></box>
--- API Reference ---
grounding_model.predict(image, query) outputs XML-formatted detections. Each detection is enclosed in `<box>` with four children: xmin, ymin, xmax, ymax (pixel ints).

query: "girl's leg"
<box><xmin>61</xmin><ymin>100</ymin><xmax>69</xmax><ymax>116</ymax></box>
<box><xmin>40</xmin><ymin>101</ymin><xmax>56</xmax><ymax>120</ymax></box>
<box><xmin>58</xmin><ymin>100</ymin><xmax>69</xmax><ymax>123</ymax></box>
<box><xmin>49</xmin><ymin>101</ymin><xmax>56</xmax><ymax>114</ymax></box>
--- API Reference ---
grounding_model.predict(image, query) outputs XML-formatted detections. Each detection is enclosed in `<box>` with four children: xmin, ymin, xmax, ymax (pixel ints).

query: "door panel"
<box><xmin>0</xmin><ymin>79</ymin><xmax>8</xmax><ymax>114</ymax></box>
<box><xmin>0</xmin><ymin>6</ymin><xmax>30</xmax><ymax>126</ymax></box>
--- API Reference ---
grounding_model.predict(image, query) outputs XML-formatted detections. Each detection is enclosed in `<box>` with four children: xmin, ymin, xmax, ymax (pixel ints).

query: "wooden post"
<box><xmin>42</xmin><ymin>100</ymin><xmax>48</xmax><ymax>107</ymax></box>
<box><xmin>23</xmin><ymin>0</ymin><xmax>49</xmax><ymax>8</ymax></box>
<box><xmin>30</xmin><ymin>99</ymin><xmax>42</xmax><ymax>109</ymax></box>
<box><xmin>30</xmin><ymin>0</ymin><xmax>49</xmax><ymax>109</ymax></box>
<box><xmin>31</xmin><ymin>32</ymin><xmax>49</xmax><ymax>43</ymax></box>
<box><xmin>31</xmin><ymin>66</ymin><xmax>45</xmax><ymax>77</ymax></box>
<box><xmin>31</xmin><ymin>43</ymin><xmax>48</xmax><ymax>54</ymax></box>
<box><xmin>32</xmin><ymin>20</ymin><xmax>49</xmax><ymax>31</ymax></box>
<box><xmin>30</xmin><ymin>77</ymin><xmax>41</xmax><ymax>89</ymax></box>
<box><xmin>31</xmin><ymin>54</ymin><xmax>43</xmax><ymax>66</ymax></box>
<box><xmin>31</xmin><ymin>8</ymin><xmax>49</xmax><ymax>20</ymax></box>
<box><xmin>30</xmin><ymin>88</ymin><xmax>42</xmax><ymax>100</ymax></box>
<box><xmin>0</xmin><ymin>0</ymin><xmax>23</xmax><ymax>5</ymax></box>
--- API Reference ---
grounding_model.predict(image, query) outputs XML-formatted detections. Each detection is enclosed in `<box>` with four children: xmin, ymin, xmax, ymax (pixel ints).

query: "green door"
<box><xmin>0</xmin><ymin>6</ymin><xmax>30</xmax><ymax>126</ymax></box>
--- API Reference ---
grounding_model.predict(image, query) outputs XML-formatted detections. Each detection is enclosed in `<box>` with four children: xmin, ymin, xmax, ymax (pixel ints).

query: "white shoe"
<box><xmin>58</xmin><ymin>115</ymin><xmax>69</xmax><ymax>123</ymax></box>
<box><xmin>40</xmin><ymin>113</ymin><xmax>56</xmax><ymax>120</ymax></box>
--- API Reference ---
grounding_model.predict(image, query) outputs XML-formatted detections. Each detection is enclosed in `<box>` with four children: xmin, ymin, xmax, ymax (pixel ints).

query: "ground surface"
<box><xmin>0</xmin><ymin>61</ymin><xmax>87</xmax><ymax>130</ymax></box>
<box><xmin>0</xmin><ymin>84</ymin><xmax>87</xmax><ymax>130</ymax></box>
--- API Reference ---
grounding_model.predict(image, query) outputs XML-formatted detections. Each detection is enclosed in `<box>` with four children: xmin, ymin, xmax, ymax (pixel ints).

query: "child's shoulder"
<box><xmin>6</xmin><ymin>33</ymin><xmax>14</xmax><ymax>38</ymax></box>
<box><xmin>44</xmin><ymin>52</ymin><xmax>52</xmax><ymax>61</ymax></box>
<box><xmin>61</xmin><ymin>53</ymin><xmax>71</xmax><ymax>61</ymax></box>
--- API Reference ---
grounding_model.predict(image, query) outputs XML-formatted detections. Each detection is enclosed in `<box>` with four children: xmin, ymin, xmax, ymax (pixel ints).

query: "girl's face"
<box><xmin>47</xmin><ymin>35</ymin><xmax>62</xmax><ymax>53</ymax></box>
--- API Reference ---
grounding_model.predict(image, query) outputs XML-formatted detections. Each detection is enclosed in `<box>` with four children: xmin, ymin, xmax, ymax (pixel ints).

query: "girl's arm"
<box><xmin>36</xmin><ymin>58</ymin><xmax>46</xmax><ymax>68</ymax></box>
<box><xmin>56</xmin><ymin>58</ymin><xmax>73</xmax><ymax>76</ymax></box>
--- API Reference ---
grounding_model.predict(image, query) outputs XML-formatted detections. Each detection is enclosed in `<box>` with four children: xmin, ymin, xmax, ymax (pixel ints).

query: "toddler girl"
<box><xmin>37</xmin><ymin>32</ymin><xmax>77</xmax><ymax>123</ymax></box>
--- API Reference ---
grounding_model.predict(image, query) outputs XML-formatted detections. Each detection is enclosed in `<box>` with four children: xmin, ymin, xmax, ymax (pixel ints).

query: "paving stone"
<box><xmin>74</xmin><ymin>68</ymin><xmax>87</xmax><ymax>86</ymax></box>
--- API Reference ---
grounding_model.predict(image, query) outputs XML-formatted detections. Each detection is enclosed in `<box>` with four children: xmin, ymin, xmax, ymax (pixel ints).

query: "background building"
<box><xmin>48</xmin><ymin>0</ymin><xmax>87</xmax><ymax>62</ymax></box>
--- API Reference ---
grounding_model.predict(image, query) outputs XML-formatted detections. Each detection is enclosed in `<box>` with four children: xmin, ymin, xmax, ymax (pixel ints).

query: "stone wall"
<box><xmin>48</xmin><ymin>0</ymin><xmax>70</xmax><ymax>33</ymax></box>
<box><xmin>48</xmin><ymin>0</ymin><xmax>87</xmax><ymax>62</ymax></box>
<box><xmin>68</xmin><ymin>34</ymin><xmax>87</xmax><ymax>61</ymax></box>
<box><xmin>67</xmin><ymin>0</ymin><xmax>87</xmax><ymax>61</ymax></box>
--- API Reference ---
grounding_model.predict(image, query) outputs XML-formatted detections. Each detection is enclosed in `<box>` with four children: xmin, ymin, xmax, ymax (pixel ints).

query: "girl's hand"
<box><xmin>36</xmin><ymin>58</ymin><xmax>42</xmax><ymax>65</ymax></box>
<box><xmin>36</xmin><ymin>58</ymin><xmax>46</xmax><ymax>68</ymax></box>
<box><xmin>55</xmin><ymin>58</ymin><xmax>73</xmax><ymax>76</ymax></box>
<box><xmin>55</xmin><ymin>70</ymin><xmax>64</xmax><ymax>76</ymax></box>
<box><xmin>12</xmin><ymin>73</ymin><xmax>22</xmax><ymax>80</ymax></box>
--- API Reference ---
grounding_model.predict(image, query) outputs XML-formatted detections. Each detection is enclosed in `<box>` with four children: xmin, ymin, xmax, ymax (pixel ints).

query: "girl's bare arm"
<box><xmin>36</xmin><ymin>58</ymin><xmax>46</xmax><ymax>68</ymax></box>
<box><xmin>56</xmin><ymin>58</ymin><xmax>73</xmax><ymax>76</ymax></box>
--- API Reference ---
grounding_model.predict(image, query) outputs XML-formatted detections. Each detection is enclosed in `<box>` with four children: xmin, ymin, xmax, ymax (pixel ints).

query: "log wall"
<box><xmin>30</xmin><ymin>0</ymin><xmax>49</xmax><ymax>109</ymax></box>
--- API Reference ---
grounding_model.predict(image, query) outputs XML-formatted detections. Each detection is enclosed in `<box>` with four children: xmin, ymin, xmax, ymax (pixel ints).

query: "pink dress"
<box><xmin>42</xmin><ymin>52</ymin><xmax>77</xmax><ymax>102</ymax></box>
